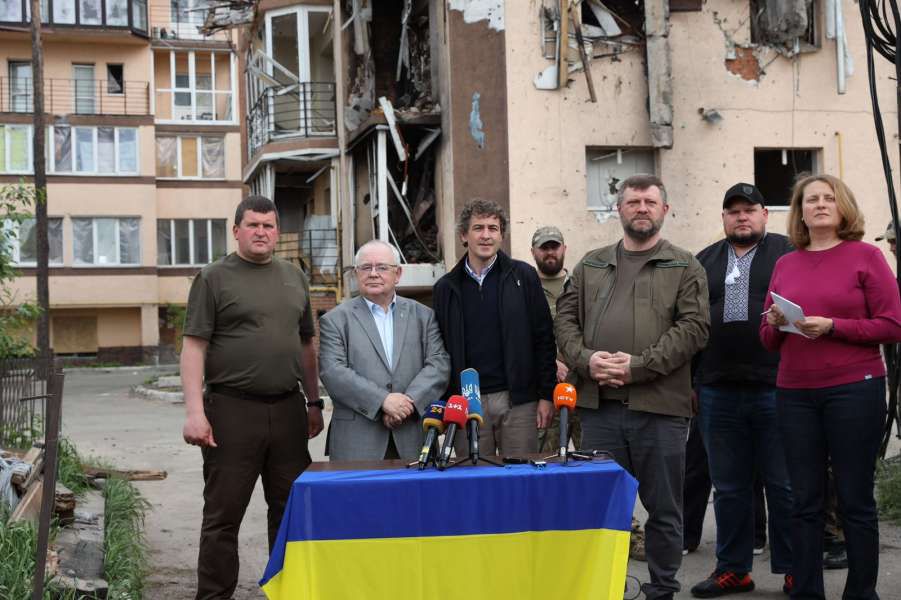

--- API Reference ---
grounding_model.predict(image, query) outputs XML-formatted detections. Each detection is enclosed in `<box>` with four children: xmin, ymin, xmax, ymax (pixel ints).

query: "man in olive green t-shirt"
<box><xmin>181</xmin><ymin>195</ymin><xmax>323</xmax><ymax>600</ymax></box>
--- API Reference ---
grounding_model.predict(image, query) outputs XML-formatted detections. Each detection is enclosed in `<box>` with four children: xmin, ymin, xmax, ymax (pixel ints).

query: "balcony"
<box><xmin>247</xmin><ymin>83</ymin><xmax>337</xmax><ymax>157</ymax></box>
<box><xmin>150</xmin><ymin>0</ymin><xmax>230</xmax><ymax>42</ymax></box>
<box><xmin>0</xmin><ymin>0</ymin><xmax>148</xmax><ymax>34</ymax></box>
<box><xmin>0</xmin><ymin>78</ymin><xmax>150</xmax><ymax>116</ymax></box>
<box><xmin>275</xmin><ymin>226</ymin><xmax>339</xmax><ymax>286</ymax></box>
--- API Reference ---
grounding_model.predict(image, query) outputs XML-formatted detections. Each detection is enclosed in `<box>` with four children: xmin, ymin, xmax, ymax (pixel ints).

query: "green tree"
<box><xmin>0</xmin><ymin>183</ymin><xmax>39</xmax><ymax>358</ymax></box>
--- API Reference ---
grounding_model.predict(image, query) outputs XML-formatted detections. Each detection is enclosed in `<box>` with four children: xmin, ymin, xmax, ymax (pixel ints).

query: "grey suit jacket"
<box><xmin>318</xmin><ymin>295</ymin><xmax>451</xmax><ymax>460</ymax></box>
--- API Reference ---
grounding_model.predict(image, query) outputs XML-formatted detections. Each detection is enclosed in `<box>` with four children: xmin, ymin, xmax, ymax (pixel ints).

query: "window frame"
<box><xmin>48</xmin><ymin>125</ymin><xmax>140</xmax><ymax>176</ymax></box>
<box><xmin>155</xmin><ymin>134</ymin><xmax>225</xmax><ymax>180</ymax></box>
<box><xmin>72</xmin><ymin>216</ymin><xmax>141</xmax><ymax>267</ymax></box>
<box><xmin>157</xmin><ymin>218</ymin><xmax>227</xmax><ymax>266</ymax></box>
<box><xmin>5</xmin><ymin>216</ymin><xmax>64</xmax><ymax>266</ymax></box>
<box><xmin>585</xmin><ymin>146</ymin><xmax>657</xmax><ymax>212</ymax></box>
<box><xmin>106</xmin><ymin>63</ymin><xmax>125</xmax><ymax>95</ymax></box>
<box><xmin>154</xmin><ymin>50</ymin><xmax>236</xmax><ymax>124</ymax></box>
<box><xmin>0</xmin><ymin>124</ymin><xmax>34</xmax><ymax>174</ymax></box>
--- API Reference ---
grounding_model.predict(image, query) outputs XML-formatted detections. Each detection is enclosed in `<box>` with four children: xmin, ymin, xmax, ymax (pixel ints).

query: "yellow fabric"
<box><xmin>262</xmin><ymin>528</ymin><xmax>630</xmax><ymax>600</ymax></box>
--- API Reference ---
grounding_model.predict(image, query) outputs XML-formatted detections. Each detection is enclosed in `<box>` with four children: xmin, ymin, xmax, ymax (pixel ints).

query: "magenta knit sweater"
<box><xmin>759</xmin><ymin>240</ymin><xmax>901</xmax><ymax>389</ymax></box>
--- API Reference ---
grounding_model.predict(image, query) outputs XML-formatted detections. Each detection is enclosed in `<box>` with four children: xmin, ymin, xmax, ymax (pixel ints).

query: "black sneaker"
<box><xmin>824</xmin><ymin>545</ymin><xmax>848</xmax><ymax>570</ymax></box>
<box><xmin>691</xmin><ymin>572</ymin><xmax>755</xmax><ymax>598</ymax></box>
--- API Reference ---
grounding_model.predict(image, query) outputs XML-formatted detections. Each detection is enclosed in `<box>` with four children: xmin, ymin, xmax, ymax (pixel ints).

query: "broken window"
<box><xmin>754</xmin><ymin>148</ymin><xmax>817</xmax><ymax>207</ymax></box>
<box><xmin>157</xmin><ymin>218</ymin><xmax>227</xmax><ymax>265</ymax></box>
<box><xmin>586</xmin><ymin>147</ymin><xmax>655</xmax><ymax>211</ymax></box>
<box><xmin>107</xmin><ymin>64</ymin><xmax>124</xmax><ymax>95</ymax></box>
<box><xmin>342</xmin><ymin>0</ymin><xmax>435</xmax><ymax>132</ymax></box>
<box><xmin>50</xmin><ymin>125</ymin><xmax>138</xmax><ymax>174</ymax></box>
<box><xmin>155</xmin><ymin>135</ymin><xmax>225</xmax><ymax>178</ymax></box>
<box><xmin>8</xmin><ymin>217</ymin><xmax>63</xmax><ymax>265</ymax></box>
<box><xmin>750</xmin><ymin>0</ymin><xmax>816</xmax><ymax>49</ymax></box>
<box><xmin>73</xmin><ymin>217</ymin><xmax>141</xmax><ymax>265</ymax></box>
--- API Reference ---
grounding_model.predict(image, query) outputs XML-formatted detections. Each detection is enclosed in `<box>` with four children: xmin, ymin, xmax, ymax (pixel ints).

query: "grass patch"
<box><xmin>103</xmin><ymin>477</ymin><xmax>151</xmax><ymax>600</ymax></box>
<box><xmin>877</xmin><ymin>456</ymin><xmax>901</xmax><ymax>525</ymax></box>
<box><xmin>0</xmin><ymin>439</ymin><xmax>150</xmax><ymax>599</ymax></box>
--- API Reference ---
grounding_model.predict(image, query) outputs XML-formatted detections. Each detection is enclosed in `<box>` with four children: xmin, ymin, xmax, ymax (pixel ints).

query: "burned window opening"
<box><xmin>754</xmin><ymin>148</ymin><xmax>817</xmax><ymax>207</ymax></box>
<box><xmin>352</xmin><ymin>124</ymin><xmax>441</xmax><ymax>265</ymax></box>
<box><xmin>344</xmin><ymin>0</ymin><xmax>436</xmax><ymax>134</ymax></box>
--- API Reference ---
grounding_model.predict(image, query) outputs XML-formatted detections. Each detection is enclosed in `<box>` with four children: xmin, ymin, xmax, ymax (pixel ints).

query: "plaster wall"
<box><xmin>504</xmin><ymin>0</ymin><xmax>899</xmax><ymax>265</ymax></box>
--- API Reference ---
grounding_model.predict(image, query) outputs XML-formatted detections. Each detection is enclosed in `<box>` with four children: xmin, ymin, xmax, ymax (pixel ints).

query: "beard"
<box><xmin>726</xmin><ymin>229</ymin><xmax>764</xmax><ymax>246</ymax></box>
<box><xmin>622</xmin><ymin>214</ymin><xmax>663</xmax><ymax>242</ymax></box>
<box><xmin>537</xmin><ymin>256</ymin><xmax>563</xmax><ymax>276</ymax></box>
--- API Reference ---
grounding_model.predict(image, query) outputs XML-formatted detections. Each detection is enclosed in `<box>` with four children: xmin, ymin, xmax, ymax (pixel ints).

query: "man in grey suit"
<box><xmin>319</xmin><ymin>240</ymin><xmax>451</xmax><ymax>460</ymax></box>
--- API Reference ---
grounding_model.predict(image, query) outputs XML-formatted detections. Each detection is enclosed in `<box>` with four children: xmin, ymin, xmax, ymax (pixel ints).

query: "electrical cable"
<box><xmin>858</xmin><ymin>0</ymin><xmax>901</xmax><ymax>455</ymax></box>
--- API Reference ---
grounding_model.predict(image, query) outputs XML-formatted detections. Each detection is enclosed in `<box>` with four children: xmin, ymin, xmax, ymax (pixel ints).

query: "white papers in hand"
<box><xmin>770</xmin><ymin>292</ymin><xmax>810</xmax><ymax>338</ymax></box>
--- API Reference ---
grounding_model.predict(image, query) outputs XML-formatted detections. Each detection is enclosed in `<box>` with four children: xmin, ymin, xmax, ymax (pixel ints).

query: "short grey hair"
<box><xmin>354</xmin><ymin>239</ymin><xmax>402</xmax><ymax>266</ymax></box>
<box><xmin>616</xmin><ymin>173</ymin><xmax>668</xmax><ymax>206</ymax></box>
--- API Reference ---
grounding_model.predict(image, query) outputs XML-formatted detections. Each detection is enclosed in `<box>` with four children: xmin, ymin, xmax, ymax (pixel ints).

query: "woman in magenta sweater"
<box><xmin>760</xmin><ymin>174</ymin><xmax>901</xmax><ymax>600</ymax></box>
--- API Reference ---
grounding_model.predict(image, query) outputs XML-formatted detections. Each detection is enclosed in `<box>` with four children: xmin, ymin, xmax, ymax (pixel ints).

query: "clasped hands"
<box><xmin>382</xmin><ymin>392</ymin><xmax>415</xmax><ymax>429</ymax></box>
<box><xmin>766</xmin><ymin>304</ymin><xmax>834</xmax><ymax>339</ymax></box>
<box><xmin>589</xmin><ymin>351</ymin><xmax>633</xmax><ymax>388</ymax></box>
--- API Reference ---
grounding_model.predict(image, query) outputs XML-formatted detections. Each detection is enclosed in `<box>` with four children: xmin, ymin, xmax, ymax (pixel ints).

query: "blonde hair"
<box><xmin>786</xmin><ymin>174</ymin><xmax>865</xmax><ymax>248</ymax></box>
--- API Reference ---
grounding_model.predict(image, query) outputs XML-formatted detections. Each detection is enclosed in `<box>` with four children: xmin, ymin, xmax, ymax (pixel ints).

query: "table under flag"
<box><xmin>260</xmin><ymin>461</ymin><xmax>638</xmax><ymax>600</ymax></box>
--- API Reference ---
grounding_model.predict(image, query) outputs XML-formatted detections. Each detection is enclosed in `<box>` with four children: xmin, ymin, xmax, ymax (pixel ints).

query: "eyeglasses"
<box><xmin>354</xmin><ymin>263</ymin><xmax>398</xmax><ymax>273</ymax></box>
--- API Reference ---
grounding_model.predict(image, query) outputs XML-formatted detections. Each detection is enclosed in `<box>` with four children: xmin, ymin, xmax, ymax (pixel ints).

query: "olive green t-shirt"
<box><xmin>540</xmin><ymin>271</ymin><xmax>569</xmax><ymax>319</ymax></box>
<box><xmin>183</xmin><ymin>253</ymin><xmax>316</xmax><ymax>395</ymax></box>
<box><xmin>596</xmin><ymin>241</ymin><xmax>660</xmax><ymax>401</ymax></box>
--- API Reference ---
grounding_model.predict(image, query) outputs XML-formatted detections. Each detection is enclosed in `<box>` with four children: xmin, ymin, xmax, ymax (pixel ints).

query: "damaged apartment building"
<box><xmin>233</xmin><ymin>0</ymin><xmax>894</xmax><ymax>305</ymax></box>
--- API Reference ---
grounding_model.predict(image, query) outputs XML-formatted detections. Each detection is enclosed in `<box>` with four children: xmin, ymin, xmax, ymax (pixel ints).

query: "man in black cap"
<box><xmin>690</xmin><ymin>183</ymin><xmax>795</xmax><ymax>598</ymax></box>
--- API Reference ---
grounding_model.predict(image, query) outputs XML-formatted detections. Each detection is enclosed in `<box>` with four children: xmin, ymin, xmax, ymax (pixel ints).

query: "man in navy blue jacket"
<box><xmin>432</xmin><ymin>198</ymin><xmax>556</xmax><ymax>457</ymax></box>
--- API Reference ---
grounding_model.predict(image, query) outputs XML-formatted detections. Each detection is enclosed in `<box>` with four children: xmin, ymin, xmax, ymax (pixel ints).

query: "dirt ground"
<box><xmin>61</xmin><ymin>367</ymin><xmax>901</xmax><ymax>600</ymax></box>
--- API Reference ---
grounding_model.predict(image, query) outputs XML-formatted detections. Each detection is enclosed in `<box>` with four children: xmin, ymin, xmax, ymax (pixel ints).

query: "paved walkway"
<box><xmin>60</xmin><ymin>369</ymin><xmax>901</xmax><ymax>599</ymax></box>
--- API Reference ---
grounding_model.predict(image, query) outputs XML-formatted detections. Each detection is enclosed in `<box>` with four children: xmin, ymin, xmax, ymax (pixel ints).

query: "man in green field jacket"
<box><xmin>555</xmin><ymin>173</ymin><xmax>710</xmax><ymax>600</ymax></box>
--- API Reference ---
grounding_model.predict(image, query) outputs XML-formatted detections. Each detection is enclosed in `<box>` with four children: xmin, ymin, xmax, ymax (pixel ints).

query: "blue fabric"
<box><xmin>276</xmin><ymin>462</ymin><xmax>635</xmax><ymax>543</ymax></box>
<box><xmin>698</xmin><ymin>384</ymin><xmax>793</xmax><ymax>574</ymax></box>
<box><xmin>777</xmin><ymin>378</ymin><xmax>885</xmax><ymax>600</ymax></box>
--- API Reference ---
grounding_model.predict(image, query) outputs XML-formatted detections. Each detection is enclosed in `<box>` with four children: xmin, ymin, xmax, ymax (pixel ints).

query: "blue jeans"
<box><xmin>698</xmin><ymin>384</ymin><xmax>793</xmax><ymax>575</ymax></box>
<box><xmin>778</xmin><ymin>378</ymin><xmax>885</xmax><ymax>600</ymax></box>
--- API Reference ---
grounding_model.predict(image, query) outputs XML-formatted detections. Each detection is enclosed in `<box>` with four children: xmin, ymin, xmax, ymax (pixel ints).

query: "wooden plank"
<box><xmin>558</xmin><ymin>0</ymin><xmax>570</xmax><ymax>89</ymax></box>
<box><xmin>83</xmin><ymin>467</ymin><xmax>167</xmax><ymax>481</ymax></box>
<box><xmin>570</xmin><ymin>3</ymin><xmax>598</xmax><ymax>103</ymax></box>
<box><xmin>55</xmin><ymin>482</ymin><xmax>76</xmax><ymax>513</ymax></box>
<box><xmin>11</xmin><ymin>479</ymin><xmax>42</xmax><ymax>523</ymax></box>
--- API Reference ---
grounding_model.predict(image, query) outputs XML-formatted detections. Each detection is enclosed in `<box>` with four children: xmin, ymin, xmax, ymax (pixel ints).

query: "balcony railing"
<box><xmin>150</xmin><ymin>0</ymin><xmax>230</xmax><ymax>42</ymax></box>
<box><xmin>248</xmin><ymin>82</ymin><xmax>337</xmax><ymax>156</ymax></box>
<box><xmin>0</xmin><ymin>0</ymin><xmax>148</xmax><ymax>34</ymax></box>
<box><xmin>0</xmin><ymin>78</ymin><xmax>150</xmax><ymax>116</ymax></box>
<box><xmin>275</xmin><ymin>227</ymin><xmax>339</xmax><ymax>285</ymax></box>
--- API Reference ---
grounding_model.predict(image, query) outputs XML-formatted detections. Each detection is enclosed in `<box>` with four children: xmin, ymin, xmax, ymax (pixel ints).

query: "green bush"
<box><xmin>104</xmin><ymin>478</ymin><xmax>151</xmax><ymax>600</ymax></box>
<box><xmin>877</xmin><ymin>457</ymin><xmax>901</xmax><ymax>525</ymax></box>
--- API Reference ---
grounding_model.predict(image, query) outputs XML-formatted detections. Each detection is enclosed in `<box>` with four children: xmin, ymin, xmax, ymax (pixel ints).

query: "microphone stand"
<box><xmin>448</xmin><ymin>420</ymin><xmax>503</xmax><ymax>468</ymax></box>
<box><xmin>406</xmin><ymin>436</ymin><xmax>440</xmax><ymax>469</ymax></box>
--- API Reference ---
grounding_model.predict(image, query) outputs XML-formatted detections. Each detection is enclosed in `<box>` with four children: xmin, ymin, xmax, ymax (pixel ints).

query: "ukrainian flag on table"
<box><xmin>260</xmin><ymin>461</ymin><xmax>637</xmax><ymax>600</ymax></box>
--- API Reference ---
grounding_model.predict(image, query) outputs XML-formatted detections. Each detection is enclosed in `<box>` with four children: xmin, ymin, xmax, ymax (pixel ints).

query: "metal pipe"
<box><xmin>836</xmin><ymin>0</ymin><xmax>846</xmax><ymax>94</ymax></box>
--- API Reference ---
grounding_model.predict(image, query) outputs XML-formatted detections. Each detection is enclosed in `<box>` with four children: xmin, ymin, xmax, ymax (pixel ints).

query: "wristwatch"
<box><xmin>306</xmin><ymin>398</ymin><xmax>325</xmax><ymax>409</ymax></box>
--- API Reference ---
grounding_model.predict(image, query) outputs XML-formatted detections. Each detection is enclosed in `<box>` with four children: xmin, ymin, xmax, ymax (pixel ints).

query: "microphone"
<box><xmin>417</xmin><ymin>402</ymin><xmax>446</xmax><ymax>470</ymax></box>
<box><xmin>553</xmin><ymin>382</ymin><xmax>577</xmax><ymax>464</ymax></box>
<box><xmin>437</xmin><ymin>395</ymin><xmax>468</xmax><ymax>470</ymax></box>
<box><xmin>461</xmin><ymin>369</ymin><xmax>483</xmax><ymax>464</ymax></box>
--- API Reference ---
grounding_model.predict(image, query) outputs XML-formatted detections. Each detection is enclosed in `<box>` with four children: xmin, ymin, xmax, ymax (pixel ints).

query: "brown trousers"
<box><xmin>195</xmin><ymin>390</ymin><xmax>311</xmax><ymax>600</ymax></box>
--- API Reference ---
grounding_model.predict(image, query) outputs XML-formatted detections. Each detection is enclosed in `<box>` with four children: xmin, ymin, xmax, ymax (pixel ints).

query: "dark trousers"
<box><xmin>196</xmin><ymin>391</ymin><xmax>311</xmax><ymax>600</ymax></box>
<box><xmin>699</xmin><ymin>384</ymin><xmax>793</xmax><ymax>575</ymax></box>
<box><xmin>580</xmin><ymin>402</ymin><xmax>688</xmax><ymax>600</ymax></box>
<box><xmin>778</xmin><ymin>378</ymin><xmax>885</xmax><ymax>600</ymax></box>
<box><xmin>683</xmin><ymin>417</ymin><xmax>768</xmax><ymax>552</ymax></box>
<box><xmin>683</xmin><ymin>415</ymin><xmax>711</xmax><ymax>551</ymax></box>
